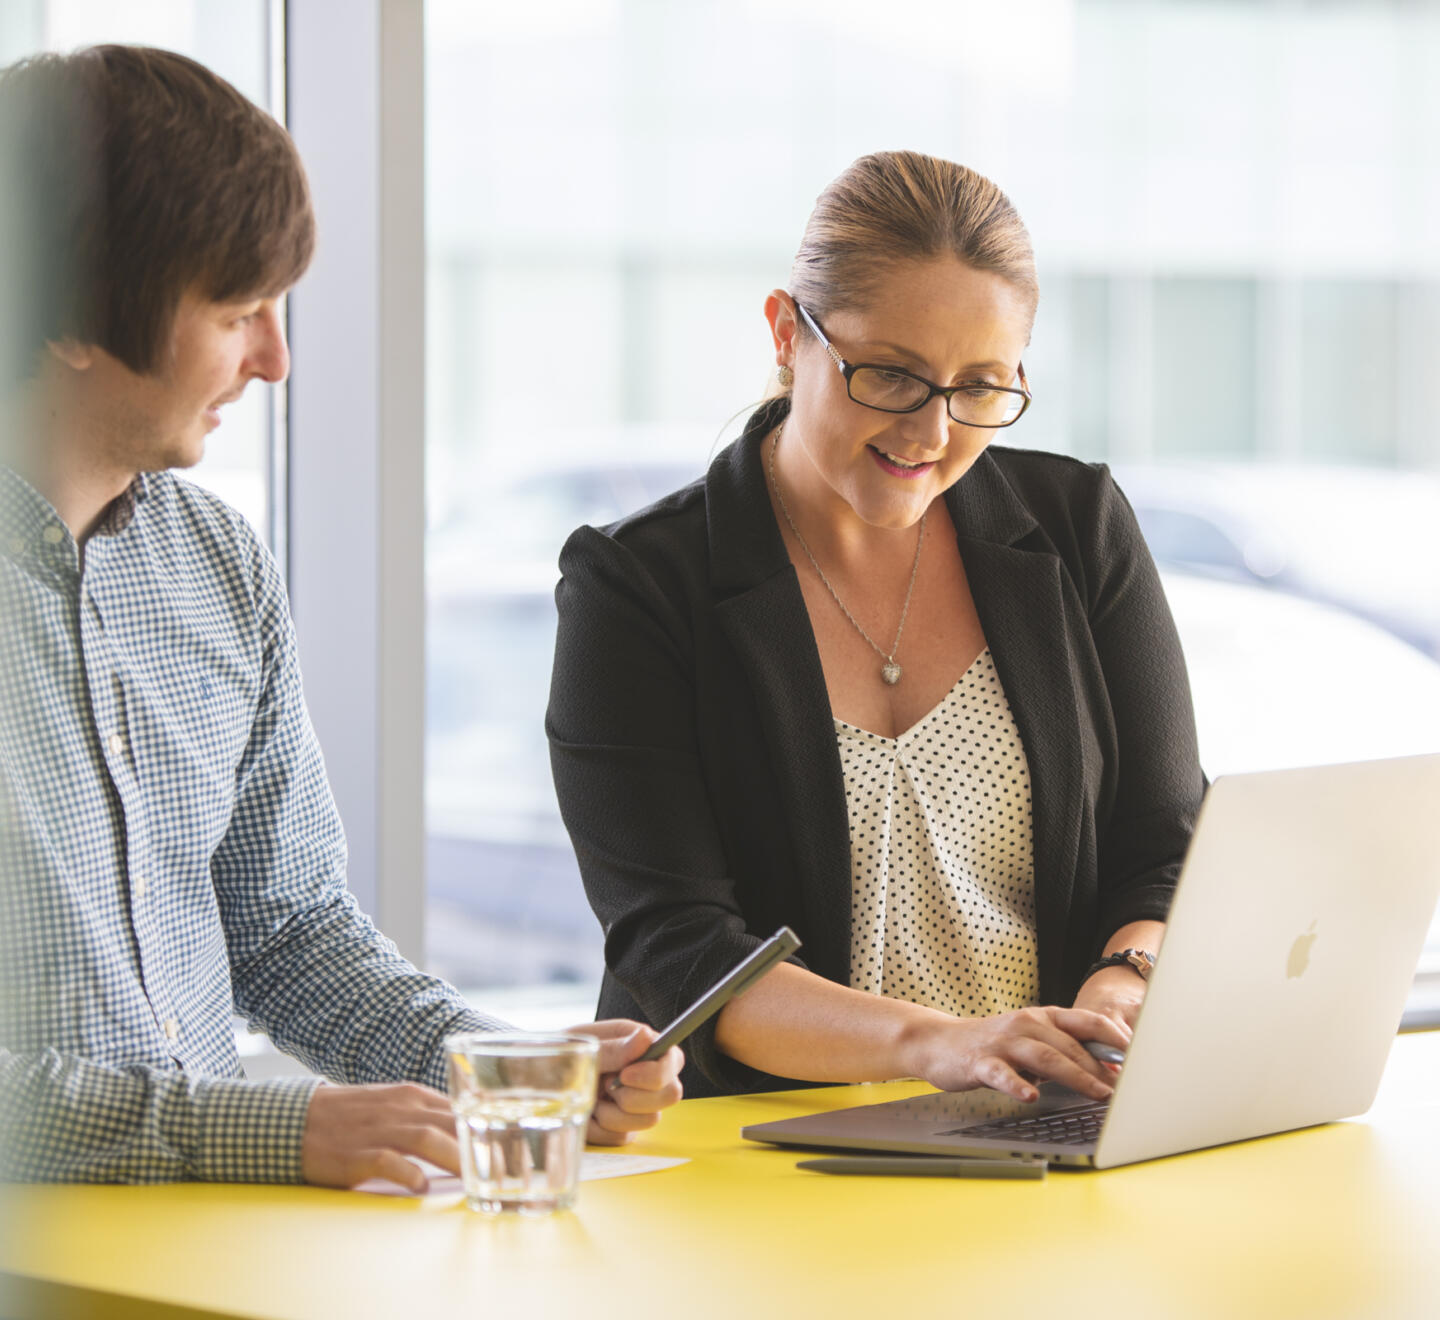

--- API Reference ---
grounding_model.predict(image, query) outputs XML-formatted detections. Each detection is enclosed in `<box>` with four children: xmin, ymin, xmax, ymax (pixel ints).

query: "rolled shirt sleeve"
<box><xmin>0</xmin><ymin>1049</ymin><xmax>319</xmax><ymax>1184</ymax></box>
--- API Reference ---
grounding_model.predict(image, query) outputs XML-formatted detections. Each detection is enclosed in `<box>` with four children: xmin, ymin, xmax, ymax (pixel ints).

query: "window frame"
<box><xmin>285</xmin><ymin>0</ymin><xmax>427</xmax><ymax>962</ymax></box>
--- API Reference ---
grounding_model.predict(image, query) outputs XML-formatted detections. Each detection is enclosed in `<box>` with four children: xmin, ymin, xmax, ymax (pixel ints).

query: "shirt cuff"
<box><xmin>419</xmin><ymin>1007</ymin><xmax>516</xmax><ymax>1093</ymax></box>
<box><xmin>192</xmin><ymin>1075</ymin><xmax>323</xmax><ymax>1184</ymax></box>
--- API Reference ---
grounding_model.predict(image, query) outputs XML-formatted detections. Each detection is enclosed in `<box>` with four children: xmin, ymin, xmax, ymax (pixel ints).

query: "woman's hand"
<box><xmin>1076</xmin><ymin>923</ymin><xmax>1164</xmax><ymax>1032</ymax></box>
<box><xmin>1072</xmin><ymin>965</ymin><xmax>1149</xmax><ymax>1032</ymax></box>
<box><xmin>565</xmin><ymin>1020</ymin><xmax>684</xmax><ymax>1145</ymax></box>
<box><xmin>907</xmin><ymin>1006</ymin><xmax>1131</xmax><ymax>1103</ymax></box>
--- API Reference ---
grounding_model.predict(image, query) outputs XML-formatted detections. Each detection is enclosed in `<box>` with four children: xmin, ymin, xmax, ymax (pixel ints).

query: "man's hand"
<box><xmin>299</xmin><ymin>1021</ymin><xmax>684</xmax><ymax>1188</ymax></box>
<box><xmin>566</xmin><ymin>1020</ymin><xmax>684</xmax><ymax>1146</ymax></box>
<box><xmin>300</xmin><ymin>1082</ymin><xmax>459</xmax><ymax>1192</ymax></box>
<box><xmin>1072</xmin><ymin>965</ymin><xmax>1148</xmax><ymax>1032</ymax></box>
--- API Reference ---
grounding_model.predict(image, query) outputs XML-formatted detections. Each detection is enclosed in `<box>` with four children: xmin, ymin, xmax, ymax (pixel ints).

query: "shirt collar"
<box><xmin>94</xmin><ymin>473</ymin><xmax>149</xmax><ymax>537</ymax></box>
<box><xmin>0</xmin><ymin>466</ymin><xmax>149</xmax><ymax>568</ymax></box>
<box><xmin>0</xmin><ymin>466</ymin><xmax>63</xmax><ymax>565</ymax></box>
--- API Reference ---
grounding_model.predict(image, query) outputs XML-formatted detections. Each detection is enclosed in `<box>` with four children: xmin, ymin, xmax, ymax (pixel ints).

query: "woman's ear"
<box><xmin>764</xmin><ymin>289</ymin><xmax>799</xmax><ymax>370</ymax></box>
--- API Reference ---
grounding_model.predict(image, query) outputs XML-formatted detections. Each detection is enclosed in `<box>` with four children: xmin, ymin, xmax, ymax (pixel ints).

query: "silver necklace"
<box><xmin>768</xmin><ymin>425</ymin><xmax>926</xmax><ymax>686</ymax></box>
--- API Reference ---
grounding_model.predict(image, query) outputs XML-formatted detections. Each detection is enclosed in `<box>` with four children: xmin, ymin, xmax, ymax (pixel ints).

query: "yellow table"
<box><xmin>4</xmin><ymin>1030</ymin><xmax>1438</xmax><ymax>1320</ymax></box>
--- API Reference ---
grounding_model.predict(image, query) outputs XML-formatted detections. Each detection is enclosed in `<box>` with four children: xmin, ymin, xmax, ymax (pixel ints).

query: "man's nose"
<box><xmin>248</xmin><ymin>302</ymin><xmax>291</xmax><ymax>384</ymax></box>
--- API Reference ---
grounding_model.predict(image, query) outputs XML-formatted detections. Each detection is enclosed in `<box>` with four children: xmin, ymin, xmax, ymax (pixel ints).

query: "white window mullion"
<box><xmin>285</xmin><ymin>0</ymin><xmax>426</xmax><ymax>964</ymax></box>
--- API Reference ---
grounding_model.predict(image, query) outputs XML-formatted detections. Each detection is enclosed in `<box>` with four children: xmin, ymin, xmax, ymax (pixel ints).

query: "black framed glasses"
<box><xmin>795</xmin><ymin>301</ymin><xmax>1031</xmax><ymax>428</ymax></box>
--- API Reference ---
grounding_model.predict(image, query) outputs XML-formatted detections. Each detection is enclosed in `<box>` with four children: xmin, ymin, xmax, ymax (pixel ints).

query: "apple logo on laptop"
<box><xmin>1287</xmin><ymin>920</ymin><xmax>1318</xmax><ymax>979</ymax></box>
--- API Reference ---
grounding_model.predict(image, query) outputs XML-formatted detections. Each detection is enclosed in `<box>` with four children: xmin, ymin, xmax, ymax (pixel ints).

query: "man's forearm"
<box><xmin>227</xmin><ymin>891</ymin><xmax>512</xmax><ymax>1091</ymax></box>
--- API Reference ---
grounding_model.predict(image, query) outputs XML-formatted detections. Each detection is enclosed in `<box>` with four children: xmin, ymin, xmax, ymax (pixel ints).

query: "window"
<box><xmin>1300</xmin><ymin>281</ymin><xmax>1401</xmax><ymax>464</ymax></box>
<box><xmin>1153</xmin><ymin>278</ymin><xmax>1257</xmax><ymax>457</ymax></box>
<box><xmin>426</xmin><ymin>0</ymin><xmax>1440</xmax><ymax>1014</ymax></box>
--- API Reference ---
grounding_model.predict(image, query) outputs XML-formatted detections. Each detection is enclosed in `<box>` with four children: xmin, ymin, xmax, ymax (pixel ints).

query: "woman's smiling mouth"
<box><xmin>868</xmin><ymin>445</ymin><xmax>937</xmax><ymax>478</ymax></box>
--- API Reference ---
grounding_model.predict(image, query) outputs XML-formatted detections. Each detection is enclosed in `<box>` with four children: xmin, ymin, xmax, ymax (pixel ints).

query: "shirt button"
<box><xmin>134</xmin><ymin>875</ymin><xmax>148</xmax><ymax>899</ymax></box>
<box><xmin>7</xmin><ymin>535</ymin><xmax>24</xmax><ymax>556</ymax></box>
<box><xmin>163</xmin><ymin>1019</ymin><xmax>180</xmax><ymax>1042</ymax></box>
<box><xmin>107</xmin><ymin>733</ymin><xmax>125</xmax><ymax>756</ymax></box>
<box><xmin>42</xmin><ymin>524</ymin><xmax>65</xmax><ymax>545</ymax></box>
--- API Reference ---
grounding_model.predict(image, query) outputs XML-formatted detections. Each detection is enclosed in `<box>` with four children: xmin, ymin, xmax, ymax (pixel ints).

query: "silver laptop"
<box><xmin>742</xmin><ymin>754</ymin><xmax>1440</xmax><ymax>1169</ymax></box>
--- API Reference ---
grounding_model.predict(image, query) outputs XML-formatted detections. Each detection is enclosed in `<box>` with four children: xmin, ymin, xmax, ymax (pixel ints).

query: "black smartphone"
<box><xmin>638</xmin><ymin>927</ymin><xmax>801</xmax><ymax>1062</ymax></box>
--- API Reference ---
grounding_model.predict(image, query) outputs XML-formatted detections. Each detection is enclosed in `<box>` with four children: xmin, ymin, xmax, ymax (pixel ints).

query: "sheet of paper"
<box><xmin>578</xmin><ymin>1151</ymin><xmax>689</xmax><ymax>1182</ymax></box>
<box><xmin>354</xmin><ymin>1151</ymin><xmax>688</xmax><ymax>1199</ymax></box>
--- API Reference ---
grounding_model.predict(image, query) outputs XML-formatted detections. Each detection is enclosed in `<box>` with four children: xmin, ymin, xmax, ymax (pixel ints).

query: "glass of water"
<box><xmin>444</xmin><ymin>1032</ymin><xmax>600</xmax><ymax>1215</ymax></box>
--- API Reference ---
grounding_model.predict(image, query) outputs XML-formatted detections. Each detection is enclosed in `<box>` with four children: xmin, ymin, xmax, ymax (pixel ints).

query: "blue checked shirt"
<box><xmin>0</xmin><ymin>466</ymin><xmax>506</xmax><ymax>1184</ymax></box>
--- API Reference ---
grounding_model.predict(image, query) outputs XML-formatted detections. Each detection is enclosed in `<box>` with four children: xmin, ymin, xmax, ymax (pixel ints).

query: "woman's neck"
<box><xmin>765</xmin><ymin>421</ymin><xmax>931</xmax><ymax>575</ymax></box>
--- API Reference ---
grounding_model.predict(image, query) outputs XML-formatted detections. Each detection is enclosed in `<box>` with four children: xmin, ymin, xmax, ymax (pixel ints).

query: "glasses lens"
<box><xmin>948</xmin><ymin>387</ymin><xmax>1026</xmax><ymax>427</ymax></box>
<box><xmin>849</xmin><ymin>367</ymin><xmax>930</xmax><ymax>412</ymax></box>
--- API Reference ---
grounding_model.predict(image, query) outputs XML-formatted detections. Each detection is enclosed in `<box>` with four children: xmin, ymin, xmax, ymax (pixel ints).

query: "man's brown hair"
<box><xmin>0</xmin><ymin>45</ymin><xmax>314</xmax><ymax>385</ymax></box>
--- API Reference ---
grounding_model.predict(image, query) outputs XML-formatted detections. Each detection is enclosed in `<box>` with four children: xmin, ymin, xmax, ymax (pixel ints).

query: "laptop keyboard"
<box><xmin>940</xmin><ymin>1101</ymin><xmax>1108</xmax><ymax>1147</ymax></box>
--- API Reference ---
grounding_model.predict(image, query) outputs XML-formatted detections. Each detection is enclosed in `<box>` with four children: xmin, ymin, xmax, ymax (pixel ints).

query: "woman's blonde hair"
<box><xmin>781</xmin><ymin>150</ymin><xmax>1037</xmax><ymax>386</ymax></box>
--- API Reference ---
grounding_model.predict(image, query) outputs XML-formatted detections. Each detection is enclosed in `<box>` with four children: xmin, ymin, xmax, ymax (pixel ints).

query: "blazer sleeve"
<box><xmin>1080</xmin><ymin>467</ymin><xmax>1206</xmax><ymax>954</ymax></box>
<box><xmin>547</xmin><ymin>524</ymin><xmax>788</xmax><ymax>1093</ymax></box>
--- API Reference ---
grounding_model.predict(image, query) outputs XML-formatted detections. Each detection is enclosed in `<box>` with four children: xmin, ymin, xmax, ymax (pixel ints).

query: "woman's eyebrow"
<box><xmin>862</xmin><ymin>339</ymin><xmax>927</xmax><ymax>361</ymax></box>
<box><xmin>863</xmin><ymin>340</ymin><xmax>1010</xmax><ymax>375</ymax></box>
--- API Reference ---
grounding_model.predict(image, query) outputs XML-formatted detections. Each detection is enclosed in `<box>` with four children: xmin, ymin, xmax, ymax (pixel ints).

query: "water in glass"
<box><xmin>453</xmin><ymin>1088</ymin><xmax>590</xmax><ymax>1214</ymax></box>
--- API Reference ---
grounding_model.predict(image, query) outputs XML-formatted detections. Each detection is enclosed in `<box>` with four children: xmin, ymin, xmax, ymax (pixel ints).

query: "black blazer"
<box><xmin>548</xmin><ymin>398</ymin><xmax>1205</xmax><ymax>1098</ymax></box>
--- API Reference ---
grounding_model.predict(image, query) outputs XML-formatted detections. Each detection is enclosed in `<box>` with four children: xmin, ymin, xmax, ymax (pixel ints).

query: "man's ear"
<box><xmin>46</xmin><ymin>338</ymin><xmax>97</xmax><ymax>371</ymax></box>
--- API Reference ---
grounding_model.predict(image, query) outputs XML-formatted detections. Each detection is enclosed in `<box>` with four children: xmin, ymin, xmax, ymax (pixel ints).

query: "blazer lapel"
<box><xmin>957</xmin><ymin>538</ymin><xmax>1085</xmax><ymax>1004</ymax></box>
<box><xmin>947</xmin><ymin>451</ymin><xmax>1086</xmax><ymax>1005</ymax></box>
<box><xmin>714</xmin><ymin>577</ymin><xmax>854</xmax><ymax>984</ymax></box>
<box><xmin>705</xmin><ymin>403</ymin><xmax>854</xmax><ymax>984</ymax></box>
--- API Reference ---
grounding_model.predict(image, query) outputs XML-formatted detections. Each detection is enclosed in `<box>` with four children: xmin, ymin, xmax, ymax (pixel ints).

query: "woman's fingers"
<box><xmin>585</xmin><ymin>1121</ymin><xmax>630</xmax><ymax>1146</ymax></box>
<box><xmin>925</xmin><ymin>1005</ymin><xmax>1135</xmax><ymax>1098</ymax></box>
<box><xmin>1052</xmin><ymin>1007</ymin><xmax>1132</xmax><ymax>1050</ymax></box>
<box><xmin>604</xmin><ymin>1071</ymin><xmax>684</xmax><ymax>1114</ymax></box>
<box><xmin>1009</xmin><ymin>1008</ymin><xmax>1122</xmax><ymax>1095</ymax></box>
<box><xmin>1032</xmin><ymin>1012</ymin><xmax>1123</xmax><ymax>1090</ymax></box>
<box><xmin>1008</xmin><ymin>1034</ymin><xmax>1113</xmax><ymax>1100</ymax></box>
<box><xmin>592</xmin><ymin>1094</ymin><xmax>664</xmax><ymax>1134</ymax></box>
<box><xmin>975</xmin><ymin>1054</ymin><xmax>1038</xmax><ymax>1101</ymax></box>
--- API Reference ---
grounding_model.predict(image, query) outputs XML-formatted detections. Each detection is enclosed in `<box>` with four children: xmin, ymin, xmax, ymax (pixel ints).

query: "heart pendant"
<box><xmin>881</xmin><ymin>662</ymin><xmax>902</xmax><ymax>685</ymax></box>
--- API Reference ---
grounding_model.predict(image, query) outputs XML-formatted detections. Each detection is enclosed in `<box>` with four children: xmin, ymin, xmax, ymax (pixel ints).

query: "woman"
<box><xmin>547</xmin><ymin>151</ymin><xmax>1205</xmax><ymax>1101</ymax></box>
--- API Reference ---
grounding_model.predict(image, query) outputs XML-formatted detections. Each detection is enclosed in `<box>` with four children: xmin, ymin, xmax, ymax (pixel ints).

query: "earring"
<box><xmin>777</xmin><ymin>364</ymin><xmax>794</xmax><ymax>388</ymax></box>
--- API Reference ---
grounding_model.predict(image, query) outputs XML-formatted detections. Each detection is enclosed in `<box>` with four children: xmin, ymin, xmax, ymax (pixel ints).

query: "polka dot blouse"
<box><xmin>841</xmin><ymin>647</ymin><xmax>1039</xmax><ymax>1020</ymax></box>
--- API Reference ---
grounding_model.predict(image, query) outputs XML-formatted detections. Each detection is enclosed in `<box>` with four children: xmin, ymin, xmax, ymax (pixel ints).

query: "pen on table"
<box><xmin>797</xmin><ymin>1156</ymin><xmax>1046</xmax><ymax>1180</ymax></box>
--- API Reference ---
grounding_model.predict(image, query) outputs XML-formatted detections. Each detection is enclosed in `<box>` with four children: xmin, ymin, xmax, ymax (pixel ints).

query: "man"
<box><xmin>0</xmin><ymin>45</ymin><xmax>681</xmax><ymax>1190</ymax></box>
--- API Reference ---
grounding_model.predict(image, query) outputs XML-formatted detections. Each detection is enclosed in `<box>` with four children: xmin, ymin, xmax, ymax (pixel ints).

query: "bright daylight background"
<box><xmin>5</xmin><ymin>0</ymin><xmax>1438</xmax><ymax>1032</ymax></box>
<box><xmin>423</xmin><ymin>0</ymin><xmax>1440</xmax><ymax>1021</ymax></box>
